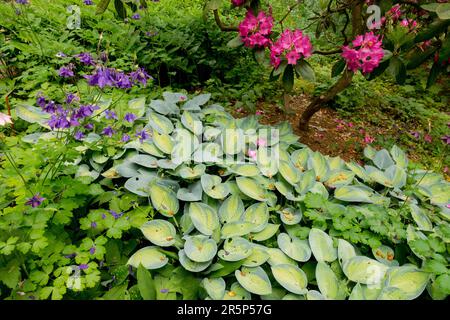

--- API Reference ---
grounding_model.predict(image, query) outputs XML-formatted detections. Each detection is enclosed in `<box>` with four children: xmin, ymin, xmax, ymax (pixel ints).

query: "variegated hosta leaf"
<box><xmin>235</xmin><ymin>266</ymin><xmax>272</xmax><ymax>295</ymax></box>
<box><xmin>124</xmin><ymin>174</ymin><xmax>155</xmax><ymax>196</ymax></box>
<box><xmin>290</xmin><ymin>148</ymin><xmax>310</xmax><ymax>171</ymax></box>
<box><xmin>345</xmin><ymin>162</ymin><xmax>370</xmax><ymax>182</ymax></box>
<box><xmin>236</xmin><ymin>177</ymin><xmax>267</xmax><ymax>201</ymax></box>
<box><xmin>141</xmin><ymin>142</ymin><xmax>166</xmax><ymax>158</ymax></box>
<box><xmin>221</xmin><ymin>128</ymin><xmax>244</xmax><ymax>155</ymax></box>
<box><xmin>128</xmin><ymin>154</ymin><xmax>158</xmax><ymax>168</ymax></box>
<box><xmin>373</xmin><ymin>149</ymin><xmax>395</xmax><ymax>170</ymax></box>
<box><xmin>334</xmin><ymin>186</ymin><xmax>374</xmax><ymax>203</ymax></box>
<box><xmin>307</xmin><ymin>290</ymin><xmax>326</xmax><ymax>300</ymax></box>
<box><xmin>337</xmin><ymin>239</ymin><xmax>357</xmax><ymax>266</ymax></box>
<box><xmin>181</xmin><ymin>111</ymin><xmax>203</xmax><ymax>136</ymax></box>
<box><xmin>177</xmin><ymin>180</ymin><xmax>203</xmax><ymax>202</ymax></box>
<box><xmin>278</xmin><ymin>160</ymin><xmax>301</xmax><ymax>185</ymax></box>
<box><xmin>140</xmin><ymin>220</ymin><xmax>176</xmax><ymax>247</ymax></box>
<box><xmin>149</xmin><ymin>183</ymin><xmax>179</xmax><ymax>217</ymax></box>
<box><xmin>266</xmin><ymin>248</ymin><xmax>296</xmax><ymax>266</ymax></box>
<box><xmin>222</xmin><ymin>282</ymin><xmax>251</xmax><ymax>300</ymax></box>
<box><xmin>201</xmin><ymin>174</ymin><xmax>230</xmax><ymax>200</ymax></box>
<box><xmin>178</xmin><ymin>164</ymin><xmax>206</xmax><ymax>179</ymax></box>
<box><xmin>349</xmin><ymin>283</ymin><xmax>382</xmax><ymax>300</ymax></box>
<box><xmin>202</xmin><ymin>277</ymin><xmax>226</xmax><ymax>300</ymax></box>
<box><xmin>229</xmin><ymin>164</ymin><xmax>260</xmax><ymax>177</ymax></box>
<box><xmin>150</xmin><ymin>99</ymin><xmax>178</xmax><ymax>115</ymax></box>
<box><xmin>325</xmin><ymin>170</ymin><xmax>355</xmax><ymax>188</ymax></box>
<box><xmin>383</xmin><ymin>266</ymin><xmax>430</xmax><ymax>300</ymax></box>
<box><xmin>278</xmin><ymin>207</ymin><xmax>302</xmax><ymax>225</ymax></box>
<box><xmin>189</xmin><ymin>202</ymin><xmax>220</xmax><ymax>236</ymax></box>
<box><xmin>178</xmin><ymin>249</ymin><xmax>212</xmax><ymax>272</ymax></box>
<box><xmin>307</xmin><ymin>151</ymin><xmax>329</xmax><ymax>181</ymax></box>
<box><xmin>183</xmin><ymin>235</ymin><xmax>217</xmax><ymax>263</ymax></box>
<box><xmin>218</xmin><ymin>194</ymin><xmax>245</xmax><ymax>224</ymax></box>
<box><xmin>315</xmin><ymin>262</ymin><xmax>346</xmax><ymax>300</ymax></box>
<box><xmin>296</xmin><ymin>169</ymin><xmax>316</xmax><ymax>195</ymax></box>
<box><xmin>218</xmin><ymin>237</ymin><xmax>253</xmax><ymax>262</ymax></box>
<box><xmin>271</xmin><ymin>264</ymin><xmax>308</xmax><ymax>295</ymax></box>
<box><xmin>372</xmin><ymin>245</ymin><xmax>398</xmax><ymax>266</ymax></box>
<box><xmin>250</xmin><ymin>224</ymin><xmax>280</xmax><ymax>242</ymax></box>
<box><xmin>221</xmin><ymin>221</ymin><xmax>257</xmax><ymax>239</ymax></box>
<box><xmin>308</xmin><ymin>228</ymin><xmax>337</xmax><ymax>263</ymax></box>
<box><xmin>242</xmin><ymin>202</ymin><xmax>269</xmax><ymax>233</ymax></box>
<box><xmin>257</xmin><ymin>147</ymin><xmax>279</xmax><ymax>178</ymax></box>
<box><xmin>127</xmin><ymin>246</ymin><xmax>168</xmax><ymax>269</ymax></box>
<box><xmin>342</xmin><ymin>256</ymin><xmax>389</xmax><ymax>285</ymax></box>
<box><xmin>277</xmin><ymin>233</ymin><xmax>312</xmax><ymax>262</ymax></box>
<box><xmin>242</xmin><ymin>245</ymin><xmax>270</xmax><ymax>267</ymax></box>
<box><xmin>152</xmin><ymin>130</ymin><xmax>174</xmax><ymax>154</ymax></box>
<box><xmin>390</xmin><ymin>145</ymin><xmax>408</xmax><ymax>168</ymax></box>
<box><xmin>147</xmin><ymin>112</ymin><xmax>174</xmax><ymax>134</ymax></box>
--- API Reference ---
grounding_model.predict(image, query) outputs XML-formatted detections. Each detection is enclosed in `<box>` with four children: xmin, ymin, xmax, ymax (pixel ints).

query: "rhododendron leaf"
<box><xmin>201</xmin><ymin>277</ymin><xmax>226</xmax><ymax>300</ymax></box>
<box><xmin>189</xmin><ymin>202</ymin><xmax>220</xmax><ymax>236</ymax></box>
<box><xmin>282</xmin><ymin>64</ymin><xmax>294</xmax><ymax>92</ymax></box>
<box><xmin>277</xmin><ymin>233</ymin><xmax>311</xmax><ymax>262</ymax></box>
<box><xmin>388</xmin><ymin>57</ymin><xmax>407</xmax><ymax>85</ymax></box>
<box><xmin>218</xmin><ymin>194</ymin><xmax>244</xmax><ymax>224</ymax></box>
<box><xmin>295</xmin><ymin>60</ymin><xmax>316</xmax><ymax>82</ymax></box>
<box><xmin>183</xmin><ymin>235</ymin><xmax>217</xmax><ymax>263</ymax></box>
<box><xmin>242</xmin><ymin>202</ymin><xmax>269</xmax><ymax>233</ymax></box>
<box><xmin>436</xmin><ymin>3</ymin><xmax>450</xmax><ymax>19</ymax></box>
<box><xmin>273</xmin><ymin>61</ymin><xmax>287</xmax><ymax>76</ymax></box>
<box><xmin>218</xmin><ymin>237</ymin><xmax>253</xmax><ymax>262</ymax></box>
<box><xmin>271</xmin><ymin>264</ymin><xmax>308</xmax><ymax>295</ymax></box>
<box><xmin>308</xmin><ymin>228</ymin><xmax>337</xmax><ymax>263</ymax></box>
<box><xmin>127</xmin><ymin>246</ymin><xmax>168</xmax><ymax>270</ymax></box>
<box><xmin>227</xmin><ymin>35</ymin><xmax>244</xmax><ymax>48</ymax></box>
<box><xmin>178</xmin><ymin>249</ymin><xmax>212</xmax><ymax>272</ymax></box>
<box><xmin>236</xmin><ymin>177</ymin><xmax>267</xmax><ymax>201</ymax></box>
<box><xmin>342</xmin><ymin>256</ymin><xmax>388</xmax><ymax>285</ymax></box>
<box><xmin>141</xmin><ymin>220</ymin><xmax>177</xmax><ymax>247</ymax></box>
<box><xmin>149</xmin><ymin>183</ymin><xmax>179</xmax><ymax>217</ymax></box>
<box><xmin>250</xmin><ymin>224</ymin><xmax>280</xmax><ymax>242</ymax></box>
<box><xmin>148</xmin><ymin>112</ymin><xmax>174</xmax><ymax>135</ymax></box>
<box><xmin>331</xmin><ymin>58</ymin><xmax>346</xmax><ymax>77</ymax></box>
<box><xmin>221</xmin><ymin>221</ymin><xmax>257</xmax><ymax>239</ymax></box>
<box><xmin>316</xmin><ymin>262</ymin><xmax>346</xmax><ymax>300</ymax></box>
<box><xmin>235</xmin><ymin>266</ymin><xmax>272</xmax><ymax>296</ymax></box>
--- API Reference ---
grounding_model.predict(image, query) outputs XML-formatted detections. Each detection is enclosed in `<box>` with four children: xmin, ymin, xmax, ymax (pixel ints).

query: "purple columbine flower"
<box><xmin>74</xmin><ymin>104</ymin><xmax>99</xmax><ymax>119</ymax></box>
<box><xmin>58</xmin><ymin>64</ymin><xmax>75</xmax><ymax>78</ymax></box>
<box><xmin>36</xmin><ymin>95</ymin><xmax>46</xmax><ymax>108</ymax></box>
<box><xmin>129</xmin><ymin>67</ymin><xmax>152</xmax><ymax>86</ymax></box>
<box><xmin>15</xmin><ymin>0</ymin><xmax>29</xmax><ymax>4</ymax></box>
<box><xmin>56</xmin><ymin>52</ymin><xmax>66</xmax><ymax>58</ymax></box>
<box><xmin>135</xmin><ymin>129</ymin><xmax>150</xmax><ymax>143</ymax></box>
<box><xmin>100</xmin><ymin>52</ymin><xmax>108</xmax><ymax>63</ymax></box>
<box><xmin>104</xmin><ymin>110</ymin><xmax>118</xmax><ymax>120</ymax></box>
<box><xmin>25</xmin><ymin>193</ymin><xmax>45</xmax><ymax>208</ymax></box>
<box><xmin>75</xmin><ymin>52</ymin><xmax>95</xmax><ymax>66</ymax></box>
<box><xmin>410</xmin><ymin>131</ymin><xmax>420</xmax><ymax>140</ymax></box>
<box><xmin>121</xmin><ymin>134</ymin><xmax>130</xmax><ymax>143</ymax></box>
<box><xmin>85</xmin><ymin>67</ymin><xmax>114</xmax><ymax>88</ymax></box>
<box><xmin>83</xmin><ymin>0</ymin><xmax>94</xmax><ymax>5</ymax></box>
<box><xmin>91</xmin><ymin>221</ymin><xmax>97</xmax><ymax>228</ymax></box>
<box><xmin>132</xmin><ymin>13</ymin><xmax>141</xmax><ymax>20</ymax></box>
<box><xmin>124</xmin><ymin>113</ymin><xmax>137</xmax><ymax>123</ymax></box>
<box><xmin>84</xmin><ymin>123</ymin><xmax>94</xmax><ymax>130</ymax></box>
<box><xmin>160</xmin><ymin>289</ymin><xmax>169</xmax><ymax>294</ymax></box>
<box><xmin>109</xmin><ymin>210</ymin><xmax>123</xmax><ymax>219</ymax></box>
<box><xmin>74</xmin><ymin>131</ymin><xmax>85</xmax><ymax>141</ymax></box>
<box><xmin>113</xmin><ymin>72</ymin><xmax>133</xmax><ymax>89</ymax></box>
<box><xmin>78</xmin><ymin>264</ymin><xmax>89</xmax><ymax>270</ymax></box>
<box><xmin>64</xmin><ymin>253</ymin><xmax>77</xmax><ymax>259</ymax></box>
<box><xmin>65</xmin><ymin>93</ymin><xmax>79</xmax><ymax>105</ymax></box>
<box><xmin>102</xmin><ymin>126</ymin><xmax>115</xmax><ymax>137</ymax></box>
<box><xmin>442</xmin><ymin>135</ymin><xmax>450</xmax><ymax>145</ymax></box>
<box><xmin>48</xmin><ymin>115</ymin><xmax>70</xmax><ymax>130</ymax></box>
<box><xmin>43</xmin><ymin>101</ymin><xmax>57</xmax><ymax>113</ymax></box>
<box><xmin>89</xmin><ymin>247</ymin><xmax>96</xmax><ymax>255</ymax></box>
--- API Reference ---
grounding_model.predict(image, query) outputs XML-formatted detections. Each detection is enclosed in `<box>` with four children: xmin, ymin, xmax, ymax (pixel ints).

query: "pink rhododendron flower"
<box><xmin>388</xmin><ymin>4</ymin><xmax>402</xmax><ymax>20</ymax></box>
<box><xmin>248</xmin><ymin>149</ymin><xmax>257</xmax><ymax>160</ymax></box>
<box><xmin>238</xmin><ymin>11</ymin><xmax>274</xmax><ymax>48</ymax></box>
<box><xmin>255</xmin><ymin>110</ymin><xmax>264</xmax><ymax>115</ymax></box>
<box><xmin>0</xmin><ymin>112</ymin><xmax>12</xmax><ymax>126</ymax></box>
<box><xmin>364</xmin><ymin>135</ymin><xmax>375</xmax><ymax>144</ymax></box>
<box><xmin>424</xmin><ymin>134</ymin><xmax>432</xmax><ymax>143</ymax></box>
<box><xmin>342</xmin><ymin>32</ymin><xmax>384</xmax><ymax>74</ymax></box>
<box><xmin>256</xmin><ymin>138</ymin><xmax>267</xmax><ymax>147</ymax></box>
<box><xmin>232</xmin><ymin>0</ymin><xmax>245</xmax><ymax>6</ymax></box>
<box><xmin>270</xmin><ymin>29</ymin><xmax>313</xmax><ymax>68</ymax></box>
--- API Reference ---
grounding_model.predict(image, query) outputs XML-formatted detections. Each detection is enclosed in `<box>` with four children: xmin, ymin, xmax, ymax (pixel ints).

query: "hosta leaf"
<box><xmin>384</xmin><ymin>266</ymin><xmax>430</xmax><ymax>300</ymax></box>
<box><xmin>334</xmin><ymin>186</ymin><xmax>374</xmax><ymax>203</ymax></box>
<box><xmin>277</xmin><ymin>233</ymin><xmax>312</xmax><ymax>262</ymax></box>
<box><xmin>202</xmin><ymin>277</ymin><xmax>226</xmax><ymax>300</ymax></box>
<box><xmin>178</xmin><ymin>164</ymin><xmax>206</xmax><ymax>179</ymax></box>
<box><xmin>128</xmin><ymin>97</ymin><xmax>146</xmax><ymax>117</ymax></box>
<box><xmin>127</xmin><ymin>247</ymin><xmax>168</xmax><ymax>270</ymax></box>
<box><xmin>236</xmin><ymin>177</ymin><xmax>267</xmax><ymax>201</ymax></box>
<box><xmin>221</xmin><ymin>128</ymin><xmax>243</xmax><ymax>155</ymax></box>
<box><xmin>178</xmin><ymin>249</ymin><xmax>212</xmax><ymax>272</ymax></box>
<box><xmin>250</xmin><ymin>224</ymin><xmax>280</xmax><ymax>242</ymax></box>
<box><xmin>150</xmin><ymin>99</ymin><xmax>178</xmax><ymax>115</ymax></box>
<box><xmin>201</xmin><ymin>174</ymin><xmax>230</xmax><ymax>200</ymax></box>
<box><xmin>124</xmin><ymin>174</ymin><xmax>155</xmax><ymax>196</ymax></box>
<box><xmin>373</xmin><ymin>149</ymin><xmax>395</xmax><ymax>170</ymax></box>
<box><xmin>306</xmin><ymin>290</ymin><xmax>326</xmax><ymax>300</ymax></box>
<box><xmin>242</xmin><ymin>245</ymin><xmax>270</xmax><ymax>267</ymax></box>
<box><xmin>183</xmin><ymin>235</ymin><xmax>217</xmax><ymax>263</ymax></box>
<box><xmin>242</xmin><ymin>202</ymin><xmax>269</xmax><ymax>233</ymax></box>
<box><xmin>218</xmin><ymin>237</ymin><xmax>253</xmax><ymax>262</ymax></box>
<box><xmin>409</xmin><ymin>204</ymin><xmax>433</xmax><ymax>231</ymax></box>
<box><xmin>316</xmin><ymin>262</ymin><xmax>346</xmax><ymax>300</ymax></box>
<box><xmin>235</xmin><ymin>266</ymin><xmax>272</xmax><ymax>295</ymax></box>
<box><xmin>181</xmin><ymin>111</ymin><xmax>203</xmax><ymax>135</ymax></box>
<box><xmin>266</xmin><ymin>248</ymin><xmax>296</xmax><ymax>266</ymax></box>
<box><xmin>278</xmin><ymin>207</ymin><xmax>302</xmax><ymax>225</ymax></box>
<box><xmin>149</xmin><ymin>183</ymin><xmax>179</xmax><ymax>217</ymax></box>
<box><xmin>343</xmin><ymin>256</ymin><xmax>389</xmax><ymax>285</ymax></box>
<box><xmin>221</xmin><ymin>222</ymin><xmax>257</xmax><ymax>239</ymax></box>
<box><xmin>229</xmin><ymin>164</ymin><xmax>260</xmax><ymax>177</ymax></box>
<box><xmin>152</xmin><ymin>131</ymin><xmax>174</xmax><ymax>154</ymax></box>
<box><xmin>148</xmin><ymin>112</ymin><xmax>174</xmax><ymax>134</ymax></box>
<box><xmin>218</xmin><ymin>194</ymin><xmax>245</xmax><ymax>224</ymax></box>
<box><xmin>278</xmin><ymin>160</ymin><xmax>301</xmax><ymax>185</ymax></box>
<box><xmin>372</xmin><ymin>245</ymin><xmax>398</xmax><ymax>266</ymax></box>
<box><xmin>140</xmin><ymin>220</ymin><xmax>176</xmax><ymax>247</ymax></box>
<box><xmin>257</xmin><ymin>147</ymin><xmax>279</xmax><ymax>178</ymax></box>
<box><xmin>16</xmin><ymin>104</ymin><xmax>50</xmax><ymax>126</ymax></box>
<box><xmin>189</xmin><ymin>202</ymin><xmax>220</xmax><ymax>236</ymax></box>
<box><xmin>177</xmin><ymin>181</ymin><xmax>203</xmax><ymax>202</ymax></box>
<box><xmin>337</xmin><ymin>239</ymin><xmax>356</xmax><ymax>266</ymax></box>
<box><xmin>307</xmin><ymin>151</ymin><xmax>329</xmax><ymax>181</ymax></box>
<box><xmin>308</xmin><ymin>228</ymin><xmax>337</xmax><ymax>263</ymax></box>
<box><xmin>271</xmin><ymin>264</ymin><xmax>308</xmax><ymax>295</ymax></box>
<box><xmin>129</xmin><ymin>154</ymin><xmax>158</xmax><ymax>168</ymax></box>
<box><xmin>390</xmin><ymin>145</ymin><xmax>408</xmax><ymax>168</ymax></box>
<box><xmin>325</xmin><ymin>170</ymin><xmax>355</xmax><ymax>188</ymax></box>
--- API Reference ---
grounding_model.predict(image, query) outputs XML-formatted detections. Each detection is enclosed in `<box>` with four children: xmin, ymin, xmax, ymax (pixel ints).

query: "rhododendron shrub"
<box><xmin>207</xmin><ymin>0</ymin><xmax>450</xmax><ymax>129</ymax></box>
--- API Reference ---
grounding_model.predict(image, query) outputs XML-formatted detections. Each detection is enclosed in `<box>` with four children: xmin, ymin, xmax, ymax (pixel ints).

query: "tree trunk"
<box><xmin>298</xmin><ymin>0</ymin><xmax>365</xmax><ymax>131</ymax></box>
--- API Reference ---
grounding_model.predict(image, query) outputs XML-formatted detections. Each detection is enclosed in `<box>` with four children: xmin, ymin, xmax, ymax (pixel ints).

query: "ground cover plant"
<box><xmin>0</xmin><ymin>0</ymin><xmax>449</xmax><ymax>301</ymax></box>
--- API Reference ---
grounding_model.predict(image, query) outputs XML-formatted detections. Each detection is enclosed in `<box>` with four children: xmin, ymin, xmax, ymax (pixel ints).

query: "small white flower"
<box><xmin>0</xmin><ymin>112</ymin><xmax>12</xmax><ymax>126</ymax></box>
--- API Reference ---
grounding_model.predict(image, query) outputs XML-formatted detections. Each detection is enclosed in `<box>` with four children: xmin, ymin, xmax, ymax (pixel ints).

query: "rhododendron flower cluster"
<box><xmin>342</xmin><ymin>32</ymin><xmax>384</xmax><ymax>74</ymax></box>
<box><xmin>270</xmin><ymin>29</ymin><xmax>313</xmax><ymax>68</ymax></box>
<box><xmin>231</xmin><ymin>0</ymin><xmax>245</xmax><ymax>6</ymax></box>
<box><xmin>238</xmin><ymin>11</ymin><xmax>273</xmax><ymax>48</ymax></box>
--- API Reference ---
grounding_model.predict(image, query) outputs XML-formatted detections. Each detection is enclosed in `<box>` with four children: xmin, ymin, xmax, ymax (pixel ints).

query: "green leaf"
<box><xmin>282</xmin><ymin>64</ymin><xmax>294</xmax><ymax>92</ymax></box>
<box><xmin>114</xmin><ymin>0</ymin><xmax>127</xmax><ymax>19</ymax></box>
<box><xmin>137</xmin><ymin>264</ymin><xmax>156</xmax><ymax>300</ymax></box>
<box><xmin>271</xmin><ymin>264</ymin><xmax>308</xmax><ymax>295</ymax></box>
<box><xmin>331</xmin><ymin>59</ymin><xmax>346</xmax><ymax>77</ymax></box>
<box><xmin>227</xmin><ymin>36</ymin><xmax>244</xmax><ymax>48</ymax></box>
<box><xmin>427</xmin><ymin>61</ymin><xmax>441</xmax><ymax>88</ymax></box>
<box><xmin>295</xmin><ymin>60</ymin><xmax>316</xmax><ymax>82</ymax></box>
<box><xmin>235</xmin><ymin>266</ymin><xmax>272</xmax><ymax>295</ymax></box>
<box><xmin>127</xmin><ymin>246</ymin><xmax>169</xmax><ymax>270</ymax></box>
<box><xmin>308</xmin><ymin>228</ymin><xmax>337</xmax><ymax>263</ymax></box>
